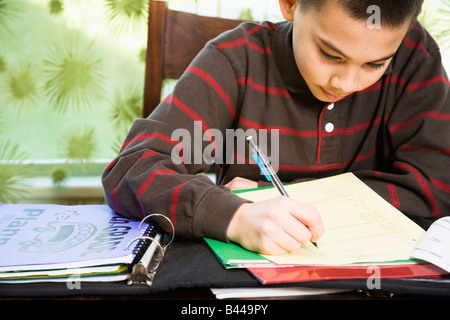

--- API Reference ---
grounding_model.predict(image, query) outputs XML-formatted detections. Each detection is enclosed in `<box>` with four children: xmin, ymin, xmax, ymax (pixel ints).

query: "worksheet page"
<box><xmin>238</xmin><ymin>173</ymin><xmax>426</xmax><ymax>265</ymax></box>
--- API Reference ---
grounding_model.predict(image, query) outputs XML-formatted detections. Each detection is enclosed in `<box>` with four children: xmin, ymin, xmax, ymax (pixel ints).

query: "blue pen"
<box><xmin>246</xmin><ymin>136</ymin><xmax>318</xmax><ymax>249</ymax></box>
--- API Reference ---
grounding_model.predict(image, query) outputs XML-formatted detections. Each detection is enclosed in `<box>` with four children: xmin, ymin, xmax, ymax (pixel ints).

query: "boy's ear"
<box><xmin>279</xmin><ymin>0</ymin><xmax>298</xmax><ymax>21</ymax></box>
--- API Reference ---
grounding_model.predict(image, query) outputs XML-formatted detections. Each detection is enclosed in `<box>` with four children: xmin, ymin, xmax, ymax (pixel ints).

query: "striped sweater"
<box><xmin>102</xmin><ymin>21</ymin><xmax>450</xmax><ymax>242</ymax></box>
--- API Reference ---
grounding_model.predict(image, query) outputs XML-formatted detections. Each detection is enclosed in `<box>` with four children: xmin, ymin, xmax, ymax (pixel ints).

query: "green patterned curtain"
<box><xmin>1</xmin><ymin>0</ymin><xmax>149</xmax><ymax>202</ymax></box>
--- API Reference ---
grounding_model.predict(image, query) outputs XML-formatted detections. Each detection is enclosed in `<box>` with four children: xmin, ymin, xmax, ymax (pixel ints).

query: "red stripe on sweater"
<box><xmin>389</xmin><ymin>111</ymin><xmax>450</xmax><ymax>133</ymax></box>
<box><xmin>241</xmin><ymin>23</ymin><xmax>279</xmax><ymax>35</ymax></box>
<box><xmin>316</xmin><ymin>105</ymin><xmax>328</xmax><ymax>163</ymax></box>
<box><xmin>387</xmin><ymin>183</ymin><xmax>400</xmax><ymax>210</ymax></box>
<box><xmin>394</xmin><ymin>162</ymin><xmax>440</xmax><ymax>219</ymax></box>
<box><xmin>413</xmin><ymin>24</ymin><xmax>426</xmax><ymax>36</ymax></box>
<box><xmin>354</xmin><ymin>147</ymin><xmax>377</xmax><ymax>162</ymax></box>
<box><xmin>430</xmin><ymin>178</ymin><xmax>450</xmax><ymax>194</ymax></box>
<box><xmin>241</xmin><ymin>115</ymin><xmax>386</xmax><ymax>140</ymax></box>
<box><xmin>364</xmin><ymin>75</ymin><xmax>449</xmax><ymax>94</ymax></box>
<box><xmin>325</xmin><ymin>117</ymin><xmax>384</xmax><ymax>136</ymax></box>
<box><xmin>111</xmin><ymin>185</ymin><xmax>120</xmax><ymax>214</ymax></box>
<box><xmin>169</xmin><ymin>181</ymin><xmax>190</xmax><ymax>225</ymax></box>
<box><xmin>359</xmin><ymin>75</ymin><xmax>407</xmax><ymax>94</ymax></box>
<box><xmin>237</xmin><ymin>77</ymin><xmax>290</xmax><ymax>97</ymax></box>
<box><xmin>402</xmin><ymin>35</ymin><xmax>429</xmax><ymax>56</ymax></box>
<box><xmin>165</xmin><ymin>95</ymin><xmax>208</xmax><ymax>129</ymax></box>
<box><xmin>164</xmin><ymin>95</ymin><xmax>218</xmax><ymax>150</ymax></box>
<box><xmin>234</xmin><ymin>155</ymin><xmax>347</xmax><ymax>172</ymax></box>
<box><xmin>186</xmin><ymin>65</ymin><xmax>237</xmax><ymax>118</ymax></box>
<box><xmin>217</xmin><ymin>38</ymin><xmax>272</xmax><ymax>55</ymax></box>
<box><xmin>111</xmin><ymin>150</ymin><xmax>159</xmax><ymax>214</ymax></box>
<box><xmin>105</xmin><ymin>159</ymin><xmax>117</xmax><ymax>171</ymax></box>
<box><xmin>385</xmin><ymin>74</ymin><xmax>406</xmax><ymax>86</ymax></box>
<box><xmin>235</xmin><ymin>147</ymin><xmax>377</xmax><ymax>173</ymax></box>
<box><xmin>406</xmin><ymin>76</ymin><xmax>450</xmax><ymax>91</ymax></box>
<box><xmin>122</xmin><ymin>132</ymin><xmax>177</xmax><ymax>150</ymax></box>
<box><xmin>400</xmin><ymin>144</ymin><xmax>450</xmax><ymax>156</ymax></box>
<box><xmin>239</xmin><ymin>117</ymin><xmax>317</xmax><ymax>138</ymax></box>
<box><xmin>139</xmin><ymin>150</ymin><xmax>158</xmax><ymax>160</ymax></box>
<box><xmin>137</xmin><ymin>169</ymin><xmax>178</xmax><ymax>217</ymax></box>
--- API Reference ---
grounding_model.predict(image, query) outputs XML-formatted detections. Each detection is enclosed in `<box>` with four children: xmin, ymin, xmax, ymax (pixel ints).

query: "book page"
<box><xmin>411</xmin><ymin>217</ymin><xmax>450</xmax><ymax>273</ymax></box>
<box><xmin>237</xmin><ymin>173</ymin><xmax>425</xmax><ymax>265</ymax></box>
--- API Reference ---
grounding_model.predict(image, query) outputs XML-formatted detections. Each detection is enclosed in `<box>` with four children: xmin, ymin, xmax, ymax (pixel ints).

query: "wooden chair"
<box><xmin>143</xmin><ymin>0</ymin><xmax>245</xmax><ymax>118</ymax></box>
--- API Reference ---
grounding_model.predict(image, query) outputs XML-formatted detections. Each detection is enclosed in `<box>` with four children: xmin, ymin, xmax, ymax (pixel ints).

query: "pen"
<box><xmin>246</xmin><ymin>136</ymin><xmax>318</xmax><ymax>249</ymax></box>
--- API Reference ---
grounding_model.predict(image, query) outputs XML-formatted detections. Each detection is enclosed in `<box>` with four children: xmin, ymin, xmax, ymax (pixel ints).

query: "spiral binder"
<box><xmin>125</xmin><ymin>213</ymin><xmax>175</xmax><ymax>286</ymax></box>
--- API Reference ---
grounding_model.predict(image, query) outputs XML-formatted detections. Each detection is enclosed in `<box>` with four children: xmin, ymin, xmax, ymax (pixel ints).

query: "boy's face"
<box><xmin>286</xmin><ymin>0</ymin><xmax>410</xmax><ymax>102</ymax></box>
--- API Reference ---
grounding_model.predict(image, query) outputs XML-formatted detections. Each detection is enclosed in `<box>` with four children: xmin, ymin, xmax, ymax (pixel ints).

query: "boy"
<box><xmin>102</xmin><ymin>0</ymin><xmax>450</xmax><ymax>255</ymax></box>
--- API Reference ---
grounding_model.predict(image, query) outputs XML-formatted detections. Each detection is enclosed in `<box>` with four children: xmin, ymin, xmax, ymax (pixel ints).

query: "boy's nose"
<box><xmin>329</xmin><ymin>68</ymin><xmax>359</xmax><ymax>95</ymax></box>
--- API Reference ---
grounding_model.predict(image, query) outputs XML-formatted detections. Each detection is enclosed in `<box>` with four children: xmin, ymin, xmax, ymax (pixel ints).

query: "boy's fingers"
<box><xmin>286</xmin><ymin>199</ymin><xmax>325</xmax><ymax>241</ymax></box>
<box><xmin>280</xmin><ymin>215</ymin><xmax>313</xmax><ymax>246</ymax></box>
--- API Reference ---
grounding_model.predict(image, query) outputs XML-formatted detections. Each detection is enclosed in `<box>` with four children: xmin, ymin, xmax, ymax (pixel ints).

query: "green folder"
<box><xmin>204</xmin><ymin>238</ymin><xmax>272</xmax><ymax>269</ymax></box>
<box><xmin>203</xmin><ymin>187</ymin><xmax>277</xmax><ymax>269</ymax></box>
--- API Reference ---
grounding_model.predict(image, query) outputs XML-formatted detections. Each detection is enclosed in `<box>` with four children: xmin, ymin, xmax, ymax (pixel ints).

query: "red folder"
<box><xmin>248</xmin><ymin>263</ymin><xmax>448</xmax><ymax>285</ymax></box>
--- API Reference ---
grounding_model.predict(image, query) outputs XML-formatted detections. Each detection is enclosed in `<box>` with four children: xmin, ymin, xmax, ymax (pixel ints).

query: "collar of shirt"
<box><xmin>272</xmin><ymin>22</ymin><xmax>312</xmax><ymax>96</ymax></box>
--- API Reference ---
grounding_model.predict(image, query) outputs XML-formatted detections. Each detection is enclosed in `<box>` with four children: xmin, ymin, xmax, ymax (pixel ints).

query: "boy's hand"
<box><xmin>226</xmin><ymin>196</ymin><xmax>325</xmax><ymax>255</ymax></box>
<box><xmin>225</xmin><ymin>177</ymin><xmax>258</xmax><ymax>191</ymax></box>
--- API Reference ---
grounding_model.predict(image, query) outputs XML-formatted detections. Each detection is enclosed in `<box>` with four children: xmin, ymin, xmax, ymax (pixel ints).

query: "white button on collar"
<box><xmin>327</xmin><ymin>103</ymin><xmax>335</xmax><ymax>110</ymax></box>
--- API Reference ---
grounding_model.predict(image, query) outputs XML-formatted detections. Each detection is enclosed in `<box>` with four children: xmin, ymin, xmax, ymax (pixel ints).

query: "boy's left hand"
<box><xmin>225</xmin><ymin>177</ymin><xmax>258</xmax><ymax>191</ymax></box>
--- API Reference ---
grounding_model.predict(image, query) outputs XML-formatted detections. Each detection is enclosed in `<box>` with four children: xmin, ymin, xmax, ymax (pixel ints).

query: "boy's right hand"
<box><xmin>226</xmin><ymin>196</ymin><xmax>325</xmax><ymax>255</ymax></box>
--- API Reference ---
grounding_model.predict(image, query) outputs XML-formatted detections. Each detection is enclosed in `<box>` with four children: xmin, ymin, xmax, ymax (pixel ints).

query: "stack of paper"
<box><xmin>210</xmin><ymin>287</ymin><xmax>351</xmax><ymax>299</ymax></box>
<box><xmin>206</xmin><ymin>173</ymin><xmax>450</xmax><ymax>284</ymax></box>
<box><xmin>0</xmin><ymin>204</ymin><xmax>150</xmax><ymax>283</ymax></box>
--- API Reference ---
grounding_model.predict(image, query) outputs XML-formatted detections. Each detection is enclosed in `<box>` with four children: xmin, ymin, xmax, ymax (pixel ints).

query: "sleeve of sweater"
<box><xmin>102</xmin><ymin>43</ymin><xmax>250</xmax><ymax>242</ymax></box>
<box><xmin>355</xmin><ymin>39</ymin><xmax>450</xmax><ymax>226</ymax></box>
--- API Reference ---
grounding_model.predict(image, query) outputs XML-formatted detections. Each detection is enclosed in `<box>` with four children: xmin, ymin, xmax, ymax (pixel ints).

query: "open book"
<box><xmin>411</xmin><ymin>216</ymin><xmax>450</xmax><ymax>273</ymax></box>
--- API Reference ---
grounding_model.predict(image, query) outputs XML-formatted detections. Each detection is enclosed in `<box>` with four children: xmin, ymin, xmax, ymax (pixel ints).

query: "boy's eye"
<box><xmin>320</xmin><ymin>48</ymin><xmax>386</xmax><ymax>70</ymax></box>
<box><xmin>319</xmin><ymin>48</ymin><xmax>340</xmax><ymax>62</ymax></box>
<box><xmin>367</xmin><ymin>62</ymin><xmax>386</xmax><ymax>70</ymax></box>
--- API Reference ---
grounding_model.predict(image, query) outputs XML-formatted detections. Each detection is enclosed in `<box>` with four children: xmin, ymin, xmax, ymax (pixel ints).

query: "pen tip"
<box><xmin>311</xmin><ymin>241</ymin><xmax>318</xmax><ymax>249</ymax></box>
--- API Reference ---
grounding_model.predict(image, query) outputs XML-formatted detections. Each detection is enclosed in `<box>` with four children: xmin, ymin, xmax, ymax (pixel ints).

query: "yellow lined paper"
<box><xmin>237</xmin><ymin>173</ymin><xmax>425</xmax><ymax>265</ymax></box>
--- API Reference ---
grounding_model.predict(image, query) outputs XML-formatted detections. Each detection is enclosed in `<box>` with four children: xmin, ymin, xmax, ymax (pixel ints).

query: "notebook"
<box><xmin>0</xmin><ymin>203</ymin><xmax>169</xmax><ymax>284</ymax></box>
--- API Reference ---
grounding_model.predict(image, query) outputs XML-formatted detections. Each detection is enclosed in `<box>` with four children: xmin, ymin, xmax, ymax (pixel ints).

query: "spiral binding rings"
<box><xmin>124</xmin><ymin>213</ymin><xmax>175</xmax><ymax>252</ymax></box>
<box><xmin>125</xmin><ymin>213</ymin><xmax>175</xmax><ymax>286</ymax></box>
<box><xmin>138</xmin><ymin>213</ymin><xmax>175</xmax><ymax>246</ymax></box>
<box><xmin>125</xmin><ymin>236</ymin><xmax>165</xmax><ymax>262</ymax></box>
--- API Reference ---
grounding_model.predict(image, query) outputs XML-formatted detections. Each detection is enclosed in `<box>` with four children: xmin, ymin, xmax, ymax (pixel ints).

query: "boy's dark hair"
<box><xmin>298</xmin><ymin>0</ymin><xmax>424</xmax><ymax>28</ymax></box>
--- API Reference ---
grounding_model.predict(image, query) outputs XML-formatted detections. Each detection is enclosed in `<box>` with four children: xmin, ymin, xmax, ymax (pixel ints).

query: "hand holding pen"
<box><xmin>246</xmin><ymin>136</ymin><xmax>319</xmax><ymax>249</ymax></box>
